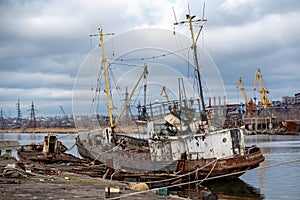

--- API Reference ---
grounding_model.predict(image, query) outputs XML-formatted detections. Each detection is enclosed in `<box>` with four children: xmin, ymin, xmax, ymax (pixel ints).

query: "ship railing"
<box><xmin>147</xmin><ymin>101</ymin><xmax>174</xmax><ymax>121</ymax></box>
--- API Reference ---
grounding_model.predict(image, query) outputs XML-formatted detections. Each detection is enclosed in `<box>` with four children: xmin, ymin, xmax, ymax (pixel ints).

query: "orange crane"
<box><xmin>161</xmin><ymin>86</ymin><xmax>171</xmax><ymax>110</ymax></box>
<box><xmin>238</xmin><ymin>77</ymin><xmax>248</xmax><ymax>108</ymax></box>
<box><xmin>254</xmin><ymin>68</ymin><xmax>272</xmax><ymax>110</ymax></box>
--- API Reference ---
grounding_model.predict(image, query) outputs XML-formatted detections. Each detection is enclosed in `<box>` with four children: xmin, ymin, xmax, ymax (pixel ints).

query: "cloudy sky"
<box><xmin>0</xmin><ymin>0</ymin><xmax>299</xmax><ymax>117</ymax></box>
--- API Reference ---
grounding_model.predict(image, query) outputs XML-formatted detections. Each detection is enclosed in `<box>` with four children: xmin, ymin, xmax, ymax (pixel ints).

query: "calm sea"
<box><xmin>1</xmin><ymin>133</ymin><xmax>300</xmax><ymax>199</ymax></box>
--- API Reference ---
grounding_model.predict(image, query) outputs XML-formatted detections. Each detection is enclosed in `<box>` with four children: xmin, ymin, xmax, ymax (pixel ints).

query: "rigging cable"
<box><xmin>112</xmin><ymin>46</ymin><xmax>191</xmax><ymax>62</ymax></box>
<box><xmin>94</xmin><ymin>66</ymin><xmax>104</xmax><ymax>115</ymax></box>
<box><xmin>129</xmin><ymin>75</ymin><xmax>147</xmax><ymax>107</ymax></box>
<box><xmin>110</xmin><ymin>62</ymin><xmax>146</xmax><ymax>68</ymax></box>
<box><xmin>108</xmin><ymin>67</ymin><xmax>124</xmax><ymax>106</ymax></box>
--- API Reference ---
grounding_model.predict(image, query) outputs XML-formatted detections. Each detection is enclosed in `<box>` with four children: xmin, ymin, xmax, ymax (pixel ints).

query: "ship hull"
<box><xmin>176</xmin><ymin>146</ymin><xmax>264</xmax><ymax>178</ymax></box>
<box><xmin>75</xmin><ymin>131</ymin><xmax>264</xmax><ymax>181</ymax></box>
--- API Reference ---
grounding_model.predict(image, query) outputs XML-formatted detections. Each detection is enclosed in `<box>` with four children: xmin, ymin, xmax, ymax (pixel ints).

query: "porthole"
<box><xmin>222</xmin><ymin>138</ymin><xmax>227</xmax><ymax>143</ymax></box>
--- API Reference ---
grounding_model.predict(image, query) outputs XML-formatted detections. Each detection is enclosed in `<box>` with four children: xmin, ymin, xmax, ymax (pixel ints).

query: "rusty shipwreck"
<box><xmin>75</xmin><ymin>12</ymin><xmax>265</xmax><ymax>182</ymax></box>
<box><xmin>18</xmin><ymin>134</ymin><xmax>84</xmax><ymax>165</ymax></box>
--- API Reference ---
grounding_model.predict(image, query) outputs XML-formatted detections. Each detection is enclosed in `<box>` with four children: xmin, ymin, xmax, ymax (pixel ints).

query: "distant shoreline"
<box><xmin>0</xmin><ymin>125</ymin><xmax>147</xmax><ymax>134</ymax></box>
<box><xmin>0</xmin><ymin>127</ymin><xmax>79</xmax><ymax>134</ymax></box>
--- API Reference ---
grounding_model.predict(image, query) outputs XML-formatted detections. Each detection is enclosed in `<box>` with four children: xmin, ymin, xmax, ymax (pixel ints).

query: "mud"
<box><xmin>0</xmin><ymin>177</ymin><xmax>166</xmax><ymax>200</ymax></box>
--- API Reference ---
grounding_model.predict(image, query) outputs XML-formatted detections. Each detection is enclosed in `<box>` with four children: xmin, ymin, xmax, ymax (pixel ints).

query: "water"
<box><xmin>172</xmin><ymin>135</ymin><xmax>300</xmax><ymax>200</ymax></box>
<box><xmin>1</xmin><ymin>133</ymin><xmax>300</xmax><ymax>199</ymax></box>
<box><xmin>241</xmin><ymin>135</ymin><xmax>300</xmax><ymax>200</ymax></box>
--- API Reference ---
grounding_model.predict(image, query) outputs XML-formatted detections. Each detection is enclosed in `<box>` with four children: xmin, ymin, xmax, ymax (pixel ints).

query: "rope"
<box><xmin>141</xmin><ymin>159</ymin><xmax>218</xmax><ymax>185</ymax></box>
<box><xmin>67</xmin><ymin>143</ymin><xmax>76</xmax><ymax>151</ymax></box>
<box><xmin>57</xmin><ymin>133</ymin><xmax>75</xmax><ymax>139</ymax></box>
<box><xmin>56</xmin><ymin>133</ymin><xmax>78</xmax><ymax>151</ymax></box>
<box><xmin>197</xmin><ymin>158</ymin><xmax>218</xmax><ymax>185</ymax></box>
<box><xmin>90</xmin><ymin>143</ymin><xmax>122</xmax><ymax>164</ymax></box>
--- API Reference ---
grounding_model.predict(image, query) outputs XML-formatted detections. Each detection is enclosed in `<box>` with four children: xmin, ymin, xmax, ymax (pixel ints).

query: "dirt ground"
<box><xmin>0</xmin><ymin>152</ymin><xmax>179</xmax><ymax>200</ymax></box>
<box><xmin>0</xmin><ymin>177</ymin><xmax>168</xmax><ymax>200</ymax></box>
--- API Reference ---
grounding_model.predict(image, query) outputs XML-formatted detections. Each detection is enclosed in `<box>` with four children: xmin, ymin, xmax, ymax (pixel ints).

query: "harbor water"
<box><xmin>241</xmin><ymin>135</ymin><xmax>300</xmax><ymax>200</ymax></box>
<box><xmin>1</xmin><ymin>133</ymin><xmax>300</xmax><ymax>199</ymax></box>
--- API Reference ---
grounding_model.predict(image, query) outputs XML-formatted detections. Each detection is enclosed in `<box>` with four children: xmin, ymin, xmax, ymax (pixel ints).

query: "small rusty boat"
<box><xmin>18</xmin><ymin>134</ymin><xmax>83</xmax><ymax>165</ymax></box>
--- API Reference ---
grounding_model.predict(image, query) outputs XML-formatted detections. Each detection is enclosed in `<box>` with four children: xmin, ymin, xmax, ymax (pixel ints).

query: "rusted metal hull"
<box><xmin>17</xmin><ymin>135</ymin><xmax>85</xmax><ymax>165</ymax></box>
<box><xmin>280</xmin><ymin>120</ymin><xmax>300</xmax><ymax>134</ymax></box>
<box><xmin>17</xmin><ymin>146</ymin><xmax>84</xmax><ymax>165</ymax></box>
<box><xmin>176</xmin><ymin>146</ymin><xmax>264</xmax><ymax>178</ymax></box>
<box><xmin>97</xmin><ymin>151</ymin><xmax>263</xmax><ymax>188</ymax></box>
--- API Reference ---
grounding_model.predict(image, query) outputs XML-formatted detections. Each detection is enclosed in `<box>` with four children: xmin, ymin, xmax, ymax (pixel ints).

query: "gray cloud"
<box><xmin>202</xmin><ymin>1</ymin><xmax>300</xmax><ymax>103</ymax></box>
<box><xmin>0</xmin><ymin>0</ymin><xmax>299</xmax><ymax>116</ymax></box>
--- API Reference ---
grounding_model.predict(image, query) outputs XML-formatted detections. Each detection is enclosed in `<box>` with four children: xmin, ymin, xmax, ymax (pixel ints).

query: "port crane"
<box><xmin>60</xmin><ymin>105</ymin><xmax>67</xmax><ymax>116</ymax></box>
<box><xmin>254</xmin><ymin>68</ymin><xmax>272</xmax><ymax>110</ymax></box>
<box><xmin>238</xmin><ymin>77</ymin><xmax>256</xmax><ymax>113</ymax></box>
<box><xmin>238</xmin><ymin>77</ymin><xmax>248</xmax><ymax>108</ymax></box>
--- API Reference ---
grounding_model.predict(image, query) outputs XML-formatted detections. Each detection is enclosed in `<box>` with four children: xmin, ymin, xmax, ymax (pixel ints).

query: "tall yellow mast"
<box><xmin>90</xmin><ymin>28</ymin><xmax>115</xmax><ymax>127</ymax></box>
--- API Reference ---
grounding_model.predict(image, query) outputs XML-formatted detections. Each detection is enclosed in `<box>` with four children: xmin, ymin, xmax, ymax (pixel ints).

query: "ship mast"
<box><xmin>90</xmin><ymin>28</ymin><xmax>115</xmax><ymax>127</ymax></box>
<box><xmin>174</xmin><ymin>11</ymin><xmax>207</xmax><ymax>116</ymax></box>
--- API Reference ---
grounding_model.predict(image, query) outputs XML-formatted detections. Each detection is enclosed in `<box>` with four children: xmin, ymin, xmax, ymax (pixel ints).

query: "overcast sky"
<box><xmin>0</xmin><ymin>0</ymin><xmax>299</xmax><ymax>117</ymax></box>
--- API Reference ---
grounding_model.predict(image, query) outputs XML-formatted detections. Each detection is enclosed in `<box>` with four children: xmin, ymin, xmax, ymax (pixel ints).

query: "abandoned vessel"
<box><xmin>75</xmin><ymin>12</ymin><xmax>265</xmax><ymax>181</ymax></box>
<box><xmin>18</xmin><ymin>134</ymin><xmax>84</xmax><ymax>165</ymax></box>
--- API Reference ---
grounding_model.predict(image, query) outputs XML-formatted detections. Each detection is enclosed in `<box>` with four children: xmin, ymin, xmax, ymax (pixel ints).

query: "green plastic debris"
<box><xmin>156</xmin><ymin>188</ymin><xmax>169</xmax><ymax>196</ymax></box>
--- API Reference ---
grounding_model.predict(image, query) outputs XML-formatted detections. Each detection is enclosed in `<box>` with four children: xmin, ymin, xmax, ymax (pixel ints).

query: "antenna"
<box><xmin>188</xmin><ymin>3</ymin><xmax>191</xmax><ymax>16</ymax></box>
<box><xmin>172</xmin><ymin>6</ymin><xmax>178</xmax><ymax>24</ymax></box>
<box><xmin>195</xmin><ymin>3</ymin><xmax>206</xmax><ymax>43</ymax></box>
<box><xmin>172</xmin><ymin>7</ymin><xmax>178</xmax><ymax>35</ymax></box>
<box><xmin>202</xmin><ymin>3</ymin><xmax>206</xmax><ymax>20</ymax></box>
